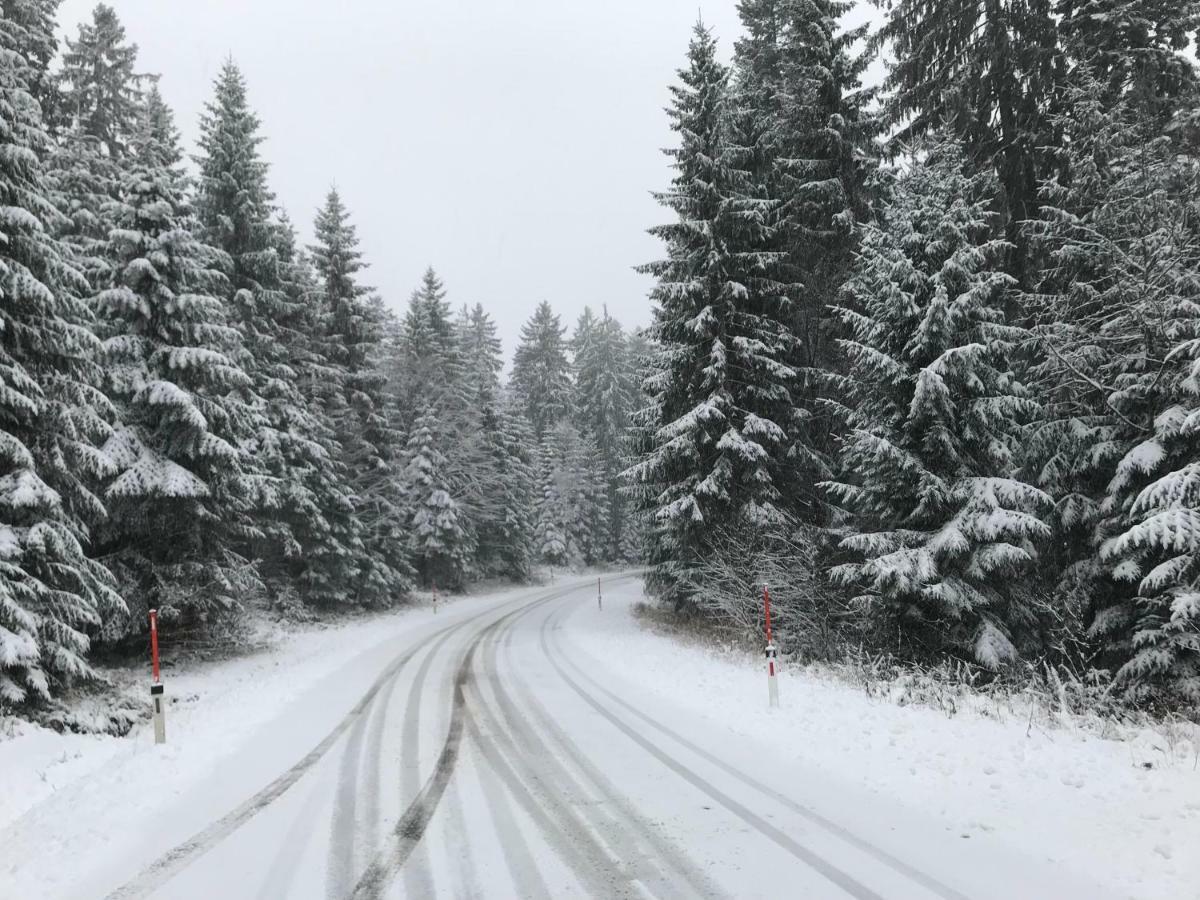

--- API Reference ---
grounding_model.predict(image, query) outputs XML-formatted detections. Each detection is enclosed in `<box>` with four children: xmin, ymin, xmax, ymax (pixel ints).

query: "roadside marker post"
<box><xmin>149</xmin><ymin>609</ymin><xmax>166</xmax><ymax>744</ymax></box>
<box><xmin>763</xmin><ymin>585</ymin><xmax>779</xmax><ymax>709</ymax></box>
<box><xmin>432</xmin><ymin>581</ymin><xmax>439</xmax><ymax>615</ymax></box>
<box><xmin>598</xmin><ymin>576</ymin><xmax>603</xmax><ymax>612</ymax></box>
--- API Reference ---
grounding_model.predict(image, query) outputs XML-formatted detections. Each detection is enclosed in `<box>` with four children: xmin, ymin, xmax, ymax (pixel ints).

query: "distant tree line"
<box><xmin>632</xmin><ymin>0</ymin><xmax>1200</xmax><ymax>707</ymax></box>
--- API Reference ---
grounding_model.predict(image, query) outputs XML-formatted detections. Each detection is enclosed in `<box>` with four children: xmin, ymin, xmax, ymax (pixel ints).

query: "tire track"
<box><xmin>101</xmin><ymin>586</ymin><xmax>547</xmax><ymax>900</ymax></box>
<box><xmin>483</xmin><ymin>604</ymin><xmax>726</xmax><ymax>900</ymax></box>
<box><xmin>541</xmin><ymin>600</ymin><xmax>970</xmax><ymax>900</ymax></box>
<box><xmin>468</xmin><ymin>736</ymin><xmax>554</xmax><ymax>900</ymax></box>
<box><xmin>348</xmin><ymin>585</ymin><xmax>583</xmax><ymax>899</ymax></box>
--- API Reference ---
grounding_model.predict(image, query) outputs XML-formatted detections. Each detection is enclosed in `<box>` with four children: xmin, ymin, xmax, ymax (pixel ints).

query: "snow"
<box><xmin>0</xmin><ymin>580</ymin><xmax>549</xmax><ymax>895</ymax></box>
<box><xmin>3</xmin><ymin>575</ymin><xmax>1197</xmax><ymax>899</ymax></box>
<box><xmin>567</xmin><ymin>582</ymin><xmax>1200</xmax><ymax>900</ymax></box>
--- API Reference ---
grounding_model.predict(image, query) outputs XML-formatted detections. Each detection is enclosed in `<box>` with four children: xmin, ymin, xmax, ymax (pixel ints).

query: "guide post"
<box><xmin>763</xmin><ymin>584</ymin><xmax>779</xmax><ymax>708</ymax></box>
<box><xmin>432</xmin><ymin>580</ymin><xmax>439</xmax><ymax>615</ymax></box>
<box><xmin>149</xmin><ymin>609</ymin><xmax>166</xmax><ymax>744</ymax></box>
<box><xmin>598</xmin><ymin>576</ymin><xmax>602</xmax><ymax>612</ymax></box>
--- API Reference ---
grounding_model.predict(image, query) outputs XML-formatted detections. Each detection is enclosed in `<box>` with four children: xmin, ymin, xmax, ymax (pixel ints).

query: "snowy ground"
<box><xmin>570</xmin><ymin>581</ymin><xmax>1200</xmax><ymax>900</ymax></box>
<box><xmin>1</xmin><ymin>574</ymin><xmax>1195</xmax><ymax>899</ymax></box>
<box><xmin>0</xmin><ymin>581</ymin><xmax>529</xmax><ymax>839</ymax></box>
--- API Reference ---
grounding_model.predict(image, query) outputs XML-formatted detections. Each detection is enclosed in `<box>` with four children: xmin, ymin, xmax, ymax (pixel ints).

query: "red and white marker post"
<box><xmin>597</xmin><ymin>576</ymin><xmax>603</xmax><ymax>612</ymax></box>
<box><xmin>149</xmin><ymin>609</ymin><xmax>166</xmax><ymax>744</ymax></box>
<box><xmin>763</xmin><ymin>584</ymin><xmax>779</xmax><ymax>708</ymax></box>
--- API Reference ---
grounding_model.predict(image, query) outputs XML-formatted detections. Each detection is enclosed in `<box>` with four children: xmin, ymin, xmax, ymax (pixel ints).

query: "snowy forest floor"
<box><xmin>575</xmin><ymin>583</ymin><xmax>1200</xmax><ymax>900</ymax></box>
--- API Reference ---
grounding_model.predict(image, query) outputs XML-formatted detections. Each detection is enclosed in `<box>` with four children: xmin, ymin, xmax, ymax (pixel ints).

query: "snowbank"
<box><xmin>566</xmin><ymin>580</ymin><xmax>1200</xmax><ymax>900</ymax></box>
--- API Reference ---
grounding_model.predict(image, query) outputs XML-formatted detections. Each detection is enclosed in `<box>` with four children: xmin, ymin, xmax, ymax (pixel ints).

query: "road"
<box><xmin>83</xmin><ymin>574</ymin><xmax>1113</xmax><ymax>900</ymax></box>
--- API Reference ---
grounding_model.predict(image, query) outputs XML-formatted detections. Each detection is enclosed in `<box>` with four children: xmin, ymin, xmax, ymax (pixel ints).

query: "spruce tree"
<box><xmin>629</xmin><ymin>22</ymin><xmax>801</xmax><ymax>606</ymax></box>
<box><xmin>193</xmin><ymin>61</ymin><xmax>352</xmax><ymax>604</ymax></box>
<box><xmin>876</xmin><ymin>0</ymin><xmax>1061</xmax><ymax>282</ymax></box>
<box><xmin>54</xmin><ymin>4</ymin><xmax>143</xmax><ymax>156</ymax></box>
<box><xmin>0</xmin><ymin>7</ymin><xmax>122</xmax><ymax>704</ymax></box>
<box><xmin>94</xmin><ymin>92</ymin><xmax>263</xmax><ymax>625</ymax></box>
<box><xmin>1059</xmin><ymin>0</ymin><xmax>1200</xmax><ymax>129</ymax></box>
<box><xmin>1026</xmin><ymin>79</ymin><xmax>1200</xmax><ymax>699</ymax></box>
<box><xmin>309</xmin><ymin>189</ymin><xmax>412</xmax><ymax>603</ymax></box>
<box><xmin>510</xmin><ymin>301</ymin><xmax>573</xmax><ymax>441</ymax></box>
<box><xmin>403</xmin><ymin>411</ymin><xmax>471</xmax><ymax>589</ymax></box>
<box><xmin>534</xmin><ymin>443</ymin><xmax>571</xmax><ymax>567</ymax></box>
<box><xmin>573</xmin><ymin>306</ymin><xmax>636</xmax><ymax>560</ymax></box>
<box><xmin>46</xmin><ymin>4</ymin><xmax>145</xmax><ymax>287</ymax></box>
<box><xmin>474</xmin><ymin>399</ymin><xmax>538</xmax><ymax>579</ymax></box>
<box><xmin>827</xmin><ymin>137</ymin><xmax>1052</xmax><ymax>667</ymax></box>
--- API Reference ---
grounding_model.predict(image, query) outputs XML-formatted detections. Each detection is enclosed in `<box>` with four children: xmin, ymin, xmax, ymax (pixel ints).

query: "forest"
<box><xmin>3</xmin><ymin>0</ymin><xmax>1200</xmax><ymax>721</ymax></box>
<box><xmin>0</xmin><ymin>2</ymin><xmax>642</xmax><ymax>715</ymax></box>
<box><xmin>633</xmin><ymin>0</ymin><xmax>1200</xmax><ymax>711</ymax></box>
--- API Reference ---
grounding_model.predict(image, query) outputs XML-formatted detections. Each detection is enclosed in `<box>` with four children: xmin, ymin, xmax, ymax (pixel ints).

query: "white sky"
<box><xmin>56</xmin><ymin>0</ymin><xmax>881</xmax><ymax>359</ymax></box>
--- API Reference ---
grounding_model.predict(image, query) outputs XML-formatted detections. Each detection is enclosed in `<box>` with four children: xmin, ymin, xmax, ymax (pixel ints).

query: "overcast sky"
<box><xmin>56</xmin><ymin>0</ymin><xmax>880</xmax><ymax>360</ymax></box>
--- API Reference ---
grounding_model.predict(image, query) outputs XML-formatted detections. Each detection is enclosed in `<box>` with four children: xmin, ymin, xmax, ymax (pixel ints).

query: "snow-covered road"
<box><xmin>0</xmin><ymin>575</ymin><xmax>1152</xmax><ymax>898</ymax></box>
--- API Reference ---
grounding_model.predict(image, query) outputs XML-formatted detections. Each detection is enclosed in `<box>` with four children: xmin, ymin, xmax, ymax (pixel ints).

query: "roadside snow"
<box><xmin>568</xmin><ymin>580</ymin><xmax>1200</xmax><ymax>900</ymax></box>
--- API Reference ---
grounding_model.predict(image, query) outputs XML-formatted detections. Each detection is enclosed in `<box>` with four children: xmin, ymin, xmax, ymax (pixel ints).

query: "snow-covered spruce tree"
<box><xmin>272</xmin><ymin>211</ymin><xmax>365</xmax><ymax>606</ymax></box>
<box><xmin>473</xmin><ymin>398</ymin><xmax>538</xmax><ymax>579</ymax></box>
<box><xmin>54</xmin><ymin>4</ymin><xmax>142</xmax><ymax>156</ymax></box>
<box><xmin>0</xmin><ymin>8</ymin><xmax>123</xmax><ymax>705</ymax></box>
<box><xmin>93</xmin><ymin>91</ymin><xmax>266</xmax><ymax>630</ymax></box>
<box><xmin>511</xmin><ymin>301</ymin><xmax>573</xmax><ymax>441</ymax></box>
<box><xmin>534</xmin><ymin>442</ymin><xmax>571</xmax><ymax>567</ymax></box>
<box><xmin>309</xmin><ymin>189</ymin><xmax>412</xmax><ymax>603</ymax></box>
<box><xmin>876</xmin><ymin>0</ymin><xmax>1060</xmax><ymax>283</ymax></box>
<box><xmin>45</xmin><ymin>4</ymin><xmax>146</xmax><ymax>289</ymax></box>
<box><xmin>826</xmin><ymin>137</ymin><xmax>1052</xmax><ymax>667</ymax></box>
<box><xmin>544</xmin><ymin>420</ymin><xmax>608</xmax><ymax>566</ymax></box>
<box><xmin>395</xmin><ymin>266</ymin><xmax>460</xmax><ymax>426</ymax></box>
<box><xmin>628</xmin><ymin>22</ymin><xmax>801</xmax><ymax>606</ymax></box>
<box><xmin>402</xmin><ymin>410</ymin><xmax>472</xmax><ymax>589</ymax></box>
<box><xmin>1024</xmin><ymin>80</ymin><xmax>1200</xmax><ymax>701</ymax></box>
<box><xmin>1059</xmin><ymin>0</ymin><xmax>1200</xmax><ymax>130</ymax></box>
<box><xmin>729</xmin><ymin>0</ymin><xmax>879</xmax><ymax>515</ymax></box>
<box><xmin>193</xmin><ymin>60</ymin><xmax>355</xmax><ymax>604</ymax></box>
<box><xmin>573</xmin><ymin>306</ymin><xmax>637</xmax><ymax>560</ymax></box>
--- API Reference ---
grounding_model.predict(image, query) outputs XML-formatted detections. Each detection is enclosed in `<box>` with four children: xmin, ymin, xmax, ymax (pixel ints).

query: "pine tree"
<box><xmin>0</xmin><ymin>7</ymin><xmax>123</xmax><ymax>705</ymax></box>
<box><xmin>45</xmin><ymin>4</ymin><xmax>145</xmax><ymax>287</ymax></box>
<box><xmin>310</xmin><ymin>189</ymin><xmax>412</xmax><ymax>603</ymax></box>
<box><xmin>511</xmin><ymin>301</ymin><xmax>573</xmax><ymax>441</ymax></box>
<box><xmin>94</xmin><ymin>92</ymin><xmax>263</xmax><ymax>625</ymax></box>
<box><xmin>1059</xmin><ymin>0</ymin><xmax>1200</xmax><ymax>129</ymax></box>
<box><xmin>534</xmin><ymin>443</ymin><xmax>570</xmax><ymax>567</ymax></box>
<box><xmin>1026</xmin><ymin>78</ymin><xmax>1200</xmax><ymax>699</ymax></box>
<box><xmin>193</xmin><ymin>61</ymin><xmax>353</xmax><ymax>605</ymax></box>
<box><xmin>474</xmin><ymin>398</ymin><xmax>538</xmax><ymax>579</ymax></box>
<box><xmin>876</xmin><ymin>0</ymin><xmax>1061</xmax><ymax>283</ymax></box>
<box><xmin>54</xmin><ymin>4</ymin><xmax>143</xmax><ymax>156</ymax></box>
<box><xmin>827</xmin><ymin>137</ymin><xmax>1051</xmax><ymax>667</ymax></box>
<box><xmin>573</xmin><ymin>306</ymin><xmax>636</xmax><ymax>560</ymax></box>
<box><xmin>629</xmin><ymin>22</ymin><xmax>801</xmax><ymax>606</ymax></box>
<box><xmin>403</xmin><ymin>411</ymin><xmax>471</xmax><ymax>589</ymax></box>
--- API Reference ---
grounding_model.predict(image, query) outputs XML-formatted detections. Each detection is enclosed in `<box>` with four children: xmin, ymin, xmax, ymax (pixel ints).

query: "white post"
<box><xmin>432</xmin><ymin>581</ymin><xmax>439</xmax><ymax>614</ymax></box>
<box><xmin>763</xmin><ymin>585</ymin><xmax>779</xmax><ymax>708</ymax></box>
<box><xmin>765</xmin><ymin>643</ymin><xmax>780</xmax><ymax>709</ymax></box>
<box><xmin>598</xmin><ymin>576</ymin><xmax>602</xmax><ymax>612</ymax></box>
<box><xmin>151</xmin><ymin>683</ymin><xmax>166</xmax><ymax>744</ymax></box>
